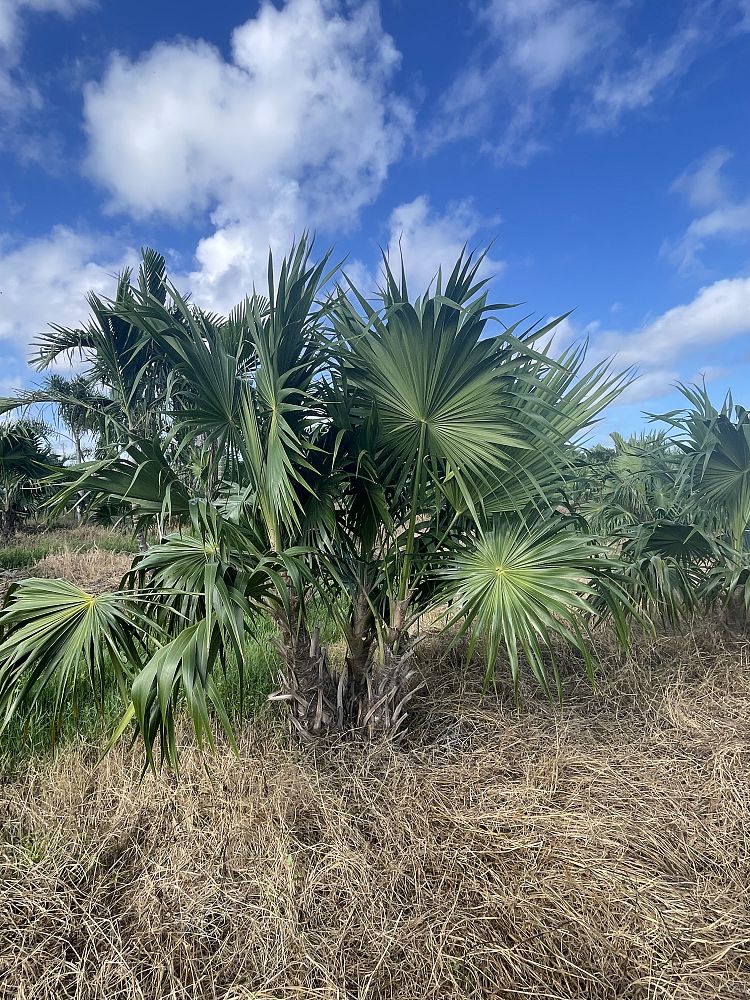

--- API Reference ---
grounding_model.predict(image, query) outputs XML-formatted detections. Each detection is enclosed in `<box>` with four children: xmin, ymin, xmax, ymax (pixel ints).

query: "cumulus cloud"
<box><xmin>381</xmin><ymin>195</ymin><xmax>503</xmax><ymax>294</ymax></box>
<box><xmin>553</xmin><ymin>275</ymin><xmax>750</xmax><ymax>408</ymax></box>
<box><xmin>0</xmin><ymin>0</ymin><xmax>91</xmax><ymax>110</ymax></box>
<box><xmin>582</xmin><ymin>275</ymin><xmax>750</xmax><ymax>404</ymax></box>
<box><xmin>343</xmin><ymin>195</ymin><xmax>503</xmax><ymax>298</ymax></box>
<box><xmin>663</xmin><ymin>147</ymin><xmax>750</xmax><ymax>269</ymax></box>
<box><xmin>0</xmin><ymin>226</ymin><xmax>133</xmax><ymax>356</ymax></box>
<box><xmin>83</xmin><ymin>0</ymin><xmax>410</xmax><ymax>312</ymax></box>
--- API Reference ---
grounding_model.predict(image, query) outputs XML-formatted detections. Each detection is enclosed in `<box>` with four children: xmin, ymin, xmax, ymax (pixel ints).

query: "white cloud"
<box><xmin>0</xmin><ymin>370</ymin><xmax>31</xmax><ymax>400</ymax></box>
<box><xmin>381</xmin><ymin>195</ymin><xmax>503</xmax><ymax>295</ymax></box>
<box><xmin>553</xmin><ymin>275</ymin><xmax>750</xmax><ymax>408</ymax></box>
<box><xmin>614</xmin><ymin>369</ymin><xmax>679</xmax><ymax>405</ymax></box>
<box><xmin>586</xmin><ymin>20</ymin><xmax>702</xmax><ymax>128</ymax></box>
<box><xmin>585</xmin><ymin>1</ymin><xmax>750</xmax><ymax>129</ymax></box>
<box><xmin>432</xmin><ymin>0</ymin><xmax>750</xmax><ymax>162</ymax></box>
<box><xmin>676</xmin><ymin>203</ymin><xmax>750</xmax><ymax>264</ymax></box>
<box><xmin>670</xmin><ymin>147</ymin><xmax>732</xmax><ymax>210</ymax></box>
<box><xmin>0</xmin><ymin>0</ymin><xmax>91</xmax><ymax>110</ymax></box>
<box><xmin>432</xmin><ymin>0</ymin><xmax>611</xmax><ymax>158</ymax></box>
<box><xmin>595</xmin><ymin>276</ymin><xmax>750</xmax><ymax>370</ymax></box>
<box><xmin>484</xmin><ymin>0</ymin><xmax>609</xmax><ymax>91</ymax></box>
<box><xmin>180</xmin><ymin>184</ymin><xmax>305</xmax><ymax>314</ymax></box>
<box><xmin>547</xmin><ymin>313</ymin><xmax>590</xmax><ymax>353</ymax></box>
<box><xmin>0</xmin><ymin>198</ymin><xmax>500</xmax><ymax>371</ymax></box>
<box><xmin>664</xmin><ymin>147</ymin><xmax>750</xmax><ymax>269</ymax></box>
<box><xmin>83</xmin><ymin>0</ymin><xmax>410</xmax><ymax>312</ymax></box>
<box><xmin>0</xmin><ymin>226</ymin><xmax>133</xmax><ymax>355</ymax></box>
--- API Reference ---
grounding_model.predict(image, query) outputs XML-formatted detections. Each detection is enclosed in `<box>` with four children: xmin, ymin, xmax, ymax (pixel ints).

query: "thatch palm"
<box><xmin>0</xmin><ymin>239</ymin><xmax>633</xmax><ymax>766</ymax></box>
<box><xmin>568</xmin><ymin>432</ymin><xmax>704</xmax><ymax>619</ymax></box>
<box><xmin>1</xmin><ymin>249</ymin><xmax>174</xmax><ymax>456</ymax></box>
<box><xmin>0</xmin><ymin>420</ymin><xmax>57</xmax><ymax>539</ymax></box>
<box><xmin>655</xmin><ymin>384</ymin><xmax>750</xmax><ymax>551</ymax></box>
<box><xmin>568</xmin><ymin>389</ymin><xmax>750</xmax><ymax>623</ymax></box>
<box><xmin>648</xmin><ymin>385</ymin><xmax>750</xmax><ymax>617</ymax></box>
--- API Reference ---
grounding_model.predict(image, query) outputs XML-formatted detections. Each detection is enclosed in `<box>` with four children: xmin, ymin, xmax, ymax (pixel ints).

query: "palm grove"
<box><xmin>0</xmin><ymin>240</ymin><xmax>748</xmax><ymax>767</ymax></box>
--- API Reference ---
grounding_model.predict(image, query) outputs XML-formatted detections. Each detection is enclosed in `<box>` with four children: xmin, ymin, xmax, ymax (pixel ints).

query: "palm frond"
<box><xmin>442</xmin><ymin>517</ymin><xmax>631</xmax><ymax>697</ymax></box>
<box><xmin>0</xmin><ymin>578</ymin><xmax>150</xmax><ymax>732</ymax></box>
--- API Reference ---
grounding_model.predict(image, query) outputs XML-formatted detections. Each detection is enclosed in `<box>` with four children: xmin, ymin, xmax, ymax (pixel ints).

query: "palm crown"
<box><xmin>0</xmin><ymin>238</ymin><xmax>638</xmax><ymax>767</ymax></box>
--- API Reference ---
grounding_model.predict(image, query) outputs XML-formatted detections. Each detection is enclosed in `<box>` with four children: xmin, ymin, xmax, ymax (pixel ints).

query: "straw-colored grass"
<box><xmin>1</xmin><ymin>623</ymin><xmax>748</xmax><ymax>998</ymax></box>
<box><xmin>0</xmin><ymin>527</ymin><xmax>137</xmax><ymax>598</ymax></box>
<box><xmin>32</xmin><ymin>546</ymin><xmax>134</xmax><ymax>595</ymax></box>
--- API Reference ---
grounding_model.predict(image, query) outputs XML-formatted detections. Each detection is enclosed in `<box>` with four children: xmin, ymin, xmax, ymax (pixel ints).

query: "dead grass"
<box><xmin>0</xmin><ymin>526</ymin><xmax>137</xmax><ymax>598</ymax></box>
<box><xmin>32</xmin><ymin>546</ymin><xmax>133</xmax><ymax>594</ymax></box>
<box><xmin>0</xmin><ymin>623</ymin><xmax>749</xmax><ymax>998</ymax></box>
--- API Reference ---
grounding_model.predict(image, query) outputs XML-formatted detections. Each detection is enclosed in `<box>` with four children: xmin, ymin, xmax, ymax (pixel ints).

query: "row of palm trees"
<box><xmin>0</xmin><ymin>421</ymin><xmax>58</xmax><ymax>539</ymax></box>
<box><xmin>0</xmin><ymin>238</ymin><xmax>747</xmax><ymax>767</ymax></box>
<box><xmin>569</xmin><ymin>396</ymin><xmax>750</xmax><ymax>623</ymax></box>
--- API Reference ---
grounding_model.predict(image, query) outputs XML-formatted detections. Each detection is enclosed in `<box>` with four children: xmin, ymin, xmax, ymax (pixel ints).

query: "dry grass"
<box><xmin>32</xmin><ymin>547</ymin><xmax>134</xmax><ymax>595</ymax></box>
<box><xmin>0</xmin><ymin>526</ymin><xmax>137</xmax><ymax>598</ymax></box>
<box><xmin>1</xmin><ymin>624</ymin><xmax>749</xmax><ymax>998</ymax></box>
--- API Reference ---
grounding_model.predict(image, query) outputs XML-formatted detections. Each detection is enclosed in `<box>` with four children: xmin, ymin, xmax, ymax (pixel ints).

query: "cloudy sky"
<box><xmin>1</xmin><ymin>0</ymin><xmax>749</xmax><ymax>437</ymax></box>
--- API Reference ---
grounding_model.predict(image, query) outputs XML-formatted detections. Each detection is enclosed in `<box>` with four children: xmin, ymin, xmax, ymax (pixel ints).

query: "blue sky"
<box><xmin>1</xmin><ymin>0</ymin><xmax>749</xmax><ymax>439</ymax></box>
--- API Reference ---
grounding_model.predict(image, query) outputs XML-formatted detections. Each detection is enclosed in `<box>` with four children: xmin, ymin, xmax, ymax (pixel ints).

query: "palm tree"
<box><xmin>564</xmin><ymin>389</ymin><xmax>750</xmax><ymax>625</ymax></box>
<box><xmin>41</xmin><ymin>374</ymin><xmax>101</xmax><ymax>463</ymax></box>
<box><xmin>654</xmin><ymin>384</ymin><xmax>750</xmax><ymax>551</ymax></box>
<box><xmin>0</xmin><ymin>420</ymin><xmax>57</xmax><ymax>540</ymax></box>
<box><xmin>0</xmin><ymin>250</ymin><xmax>182</xmax><ymax>539</ymax></box>
<box><xmin>0</xmin><ymin>239</ymin><xmax>635</xmax><ymax>767</ymax></box>
<box><xmin>0</xmin><ymin>249</ymin><xmax>175</xmax><ymax>458</ymax></box>
<box><xmin>646</xmin><ymin>385</ymin><xmax>750</xmax><ymax>619</ymax></box>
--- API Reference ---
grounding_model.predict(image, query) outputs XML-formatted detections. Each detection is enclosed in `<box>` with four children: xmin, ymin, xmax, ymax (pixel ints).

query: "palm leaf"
<box><xmin>442</xmin><ymin>518</ymin><xmax>630</xmax><ymax>697</ymax></box>
<box><xmin>0</xmin><ymin>578</ymin><xmax>151</xmax><ymax>732</ymax></box>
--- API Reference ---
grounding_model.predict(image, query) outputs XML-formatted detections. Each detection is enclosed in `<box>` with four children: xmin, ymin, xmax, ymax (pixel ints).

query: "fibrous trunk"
<box><xmin>352</xmin><ymin>647</ymin><xmax>421</xmax><ymax>739</ymax></box>
<box><xmin>0</xmin><ymin>506</ymin><xmax>18</xmax><ymax>542</ymax></box>
<box><xmin>272</xmin><ymin>620</ymin><xmax>343</xmax><ymax>738</ymax></box>
<box><xmin>271</xmin><ymin>604</ymin><xmax>422</xmax><ymax>740</ymax></box>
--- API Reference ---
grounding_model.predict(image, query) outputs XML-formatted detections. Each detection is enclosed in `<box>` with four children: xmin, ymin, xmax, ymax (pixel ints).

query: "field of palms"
<box><xmin>0</xmin><ymin>241</ymin><xmax>749</xmax><ymax>997</ymax></box>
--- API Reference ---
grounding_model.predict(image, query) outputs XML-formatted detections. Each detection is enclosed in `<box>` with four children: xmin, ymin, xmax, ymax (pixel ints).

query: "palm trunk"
<box><xmin>271</xmin><ymin>593</ymin><xmax>423</xmax><ymax>740</ymax></box>
<box><xmin>74</xmin><ymin>435</ymin><xmax>85</xmax><ymax>522</ymax></box>
<box><xmin>1</xmin><ymin>504</ymin><xmax>17</xmax><ymax>542</ymax></box>
<box><xmin>354</xmin><ymin>646</ymin><xmax>422</xmax><ymax>738</ymax></box>
<box><xmin>270</xmin><ymin>602</ymin><xmax>343</xmax><ymax>738</ymax></box>
<box><xmin>344</xmin><ymin>590</ymin><xmax>374</xmax><ymax>680</ymax></box>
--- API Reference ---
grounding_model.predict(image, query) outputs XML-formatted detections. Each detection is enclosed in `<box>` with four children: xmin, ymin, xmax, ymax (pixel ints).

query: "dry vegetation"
<box><xmin>1</xmin><ymin>616</ymin><xmax>749</xmax><ymax>999</ymax></box>
<box><xmin>0</xmin><ymin>526</ymin><xmax>137</xmax><ymax>598</ymax></box>
<box><xmin>31</xmin><ymin>547</ymin><xmax>133</xmax><ymax>595</ymax></box>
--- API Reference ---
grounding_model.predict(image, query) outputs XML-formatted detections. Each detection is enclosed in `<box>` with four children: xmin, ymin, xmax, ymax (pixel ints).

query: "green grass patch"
<box><xmin>0</xmin><ymin>624</ymin><xmax>279</xmax><ymax>763</ymax></box>
<box><xmin>0</xmin><ymin>528</ymin><xmax>139</xmax><ymax>571</ymax></box>
<box><xmin>0</xmin><ymin>545</ymin><xmax>53</xmax><ymax>570</ymax></box>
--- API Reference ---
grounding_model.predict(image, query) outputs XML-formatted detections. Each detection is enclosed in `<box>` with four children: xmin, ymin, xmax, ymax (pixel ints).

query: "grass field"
<box><xmin>0</xmin><ymin>524</ymin><xmax>139</xmax><ymax>567</ymax></box>
<box><xmin>0</xmin><ymin>535</ymin><xmax>749</xmax><ymax>998</ymax></box>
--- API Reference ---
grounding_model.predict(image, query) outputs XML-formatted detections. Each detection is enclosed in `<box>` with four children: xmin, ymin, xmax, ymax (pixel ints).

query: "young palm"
<box><xmin>0</xmin><ymin>249</ymin><xmax>175</xmax><ymax>456</ymax></box>
<box><xmin>0</xmin><ymin>420</ymin><xmax>57</xmax><ymax>539</ymax></box>
<box><xmin>0</xmin><ymin>240</ymin><xmax>634</xmax><ymax>765</ymax></box>
<box><xmin>650</xmin><ymin>385</ymin><xmax>750</xmax><ymax>617</ymax></box>
<box><xmin>308</xmin><ymin>252</ymin><xmax>633</xmax><ymax>723</ymax></box>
